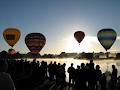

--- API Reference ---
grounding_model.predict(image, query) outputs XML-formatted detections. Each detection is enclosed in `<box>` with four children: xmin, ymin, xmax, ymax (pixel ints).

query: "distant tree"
<box><xmin>41</xmin><ymin>54</ymin><xmax>55</xmax><ymax>58</ymax></box>
<box><xmin>26</xmin><ymin>52</ymin><xmax>41</xmax><ymax>58</ymax></box>
<box><xmin>85</xmin><ymin>53</ymin><xmax>93</xmax><ymax>59</ymax></box>
<box><xmin>59</xmin><ymin>52</ymin><xmax>68</xmax><ymax>58</ymax></box>
<box><xmin>0</xmin><ymin>50</ymin><xmax>8</xmax><ymax>58</ymax></box>
<box><xmin>116</xmin><ymin>53</ymin><xmax>120</xmax><ymax>59</ymax></box>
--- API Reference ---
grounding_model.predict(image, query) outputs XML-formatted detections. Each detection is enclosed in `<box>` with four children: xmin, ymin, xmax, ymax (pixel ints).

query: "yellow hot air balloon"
<box><xmin>3</xmin><ymin>28</ymin><xmax>21</xmax><ymax>47</ymax></box>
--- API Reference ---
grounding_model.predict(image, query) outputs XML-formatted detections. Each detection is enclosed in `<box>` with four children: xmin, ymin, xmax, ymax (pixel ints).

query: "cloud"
<box><xmin>117</xmin><ymin>36</ymin><xmax>120</xmax><ymax>40</ymax></box>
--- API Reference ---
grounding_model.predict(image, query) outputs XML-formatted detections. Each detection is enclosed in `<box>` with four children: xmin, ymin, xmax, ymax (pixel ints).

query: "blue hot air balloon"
<box><xmin>97</xmin><ymin>28</ymin><xmax>117</xmax><ymax>51</ymax></box>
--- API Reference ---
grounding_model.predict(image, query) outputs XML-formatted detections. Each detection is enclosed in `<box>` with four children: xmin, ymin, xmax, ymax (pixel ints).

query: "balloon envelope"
<box><xmin>3</xmin><ymin>28</ymin><xmax>21</xmax><ymax>47</ymax></box>
<box><xmin>8</xmin><ymin>49</ymin><xmax>16</xmax><ymax>55</ymax></box>
<box><xmin>25</xmin><ymin>33</ymin><xmax>46</xmax><ymax>54</ymax></box>
<box><xmin>97</xmin><ymin>29</ymin><xmax>117</xmax><ymax>51</ymax></box>
<box><xmin>74</xmin><ymin>31</ymin><xmax>85</xmax><ymax>44</ymax></box>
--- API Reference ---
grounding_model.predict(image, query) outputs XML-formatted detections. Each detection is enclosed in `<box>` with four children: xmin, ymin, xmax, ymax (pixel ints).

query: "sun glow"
<box><xmin>64</xmin><ymin>36</ymin><xmax>98</xmax><ymax>53</ymax></box>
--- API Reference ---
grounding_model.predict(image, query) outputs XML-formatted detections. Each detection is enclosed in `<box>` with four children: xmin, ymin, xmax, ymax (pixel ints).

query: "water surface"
<box><xmin>28</xmin><ymin>58</ymin><xmax>120</xmax><ymax>82</ymax></box>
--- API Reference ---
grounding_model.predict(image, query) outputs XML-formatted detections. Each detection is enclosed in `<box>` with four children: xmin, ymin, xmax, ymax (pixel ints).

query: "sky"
<box><xmin>0</xmin><ymin>0</ymin><xmax>120</xmax><ymax>54</ymax></box>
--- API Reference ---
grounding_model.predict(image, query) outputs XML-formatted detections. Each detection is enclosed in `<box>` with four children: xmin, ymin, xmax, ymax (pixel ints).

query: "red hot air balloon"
<box><xmin>74</xmin><ymin>31</ymin><xmax>85</xmax><ymax>44</ymax></box>
<box><xmin>25</xmin><ymin>33</ymin><xmax>46</xmax><ymax>54</ymax></box>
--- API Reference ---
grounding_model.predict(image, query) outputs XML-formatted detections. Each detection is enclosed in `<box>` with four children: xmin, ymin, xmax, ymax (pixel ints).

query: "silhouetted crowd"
<box><xmin>67</xmin><ymin>60</ymin><xmax>118</xmax><ymax>90</ymax></box>
<box><xmin>0</xmin><ymin>57</ymin><xmax>120</xmax><ymax>90</ymax></box>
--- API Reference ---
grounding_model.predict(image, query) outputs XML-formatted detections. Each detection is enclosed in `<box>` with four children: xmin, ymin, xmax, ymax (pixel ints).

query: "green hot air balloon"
<box><xmin>97</xmin><ymin>28</ymin><xmax>117</xmax><ymax>51</ymax></box>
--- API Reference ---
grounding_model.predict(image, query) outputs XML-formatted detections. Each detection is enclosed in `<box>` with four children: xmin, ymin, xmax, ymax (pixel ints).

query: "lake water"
<box><xmin>28</xmin><ymin>58</ymin><xmax>120</xmax><ymax>82</ymax></box>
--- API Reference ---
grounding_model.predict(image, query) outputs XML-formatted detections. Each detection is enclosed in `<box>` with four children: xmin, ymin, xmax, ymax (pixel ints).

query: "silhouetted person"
<box><xmin>100</xmin><ymin>73</ymin><xmax>107</xmax><ymax>90</ymax></box>
<box><xmin>56</xmin><ymin>63</ymin><xmax>61</xmax><ymax>81</ymax></box>
<box><xmin>88</xmin><ymin>59</ymin><xmax>96</xmax><ymax>90</ymax></box>
<box><xmin>85</xmin><ymin>63</ymin><xmax>90</xmax><ymax>85</ymax></box>
<box><xmin>115</xmin><ymin>76</ymin><xmax>120</xmax><ymax>90</ymax></box>
<box><xmin>52</xmin><ymin>61</ymin><xmax>57</xmax><ymax>79</ymax></box>
<box><xmin>89</xmin><ymin>59</ymin><xmax>94</xmax><ymax>69</ymax></box>
<box><xmin>75</xmin><ymin>65</ymin><xmax>80</xmax><ymax>90</ymax></box>
<box><xmin>0</xmin><ymin>59</ymin><xmax>16</xmax><ymax>90</ymax></box>
<box><xmin>31</xmin><ymin>58</ymin><xmax>38</xmax><ymax>83</ymax></box>
<box><xmin>56</xmin><ymin>63</ymin><xmax>66</xmax><ymax>89</ymax></box>
<box><xmin>95</xmin><ymin>65</ymin><xmax>102</xmax><ymax>90</ymax></box>
<box><xmin>39</xmin><ymin>61</ymin><xmax>47</xmax><ymax>81</ymax></box>
<box><xmin>112</xmin><ymin>65</ymin><xmax>118</xmax><ymax>79</ymax></box>
<box><xmin>48</xmin><ymin>61</ymin><xmax>54</xmax><ymax>80</ymax></box>
<box><xmin>80</xmin><ymin>63</ymin><xmax>87</xmax><ymax>90</ymax></box>
<box><xmin>67</xmin><ymin>63</ymin><xmax>75</xmax><ymax>86</ymax></box>
<box><xmin>111</xmin><ymin>65</ymin><xmax>118</xmax><ymax>90</ymax></box>
<box><xmin>24</xmin><ymin>60</ymin><xmax>32</xmax><ymax>76</ymax></box>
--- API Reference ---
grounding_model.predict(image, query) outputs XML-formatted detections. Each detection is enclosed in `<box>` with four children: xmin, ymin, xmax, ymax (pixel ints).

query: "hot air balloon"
<box><xmin>74</xmin><ymin>31</ymin><xmax>85</xmax><ymax>44</ymax></box>
<box><xmin>97</xmin><ymin>28</ymin><xmax>117</xmax><ymax>51</ymax></box>
<box><xmin>3</xmin><ymin>28</ymin><xmax>21</xmax><ymax>47</ymax></box>
<box><xmin>25</xmin><ymin>33</ymin><xmax>46</xmax><ymax>54</ymax></box>
<box><xmin>8</xmin><ymin>48</ymin><xmax>16</xmax><ymax>55</ymax></box>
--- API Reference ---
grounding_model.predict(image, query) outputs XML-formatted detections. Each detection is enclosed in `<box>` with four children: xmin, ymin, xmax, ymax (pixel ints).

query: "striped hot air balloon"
<box><xmin>97</xmin><ymin>28</ymin><xmax>117</xmax><ymax>51</ymax></box>
<box><xmin>25</xmin><ymin>33</ymin><xmax>46</xmax><ymax>54</ymax></box>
